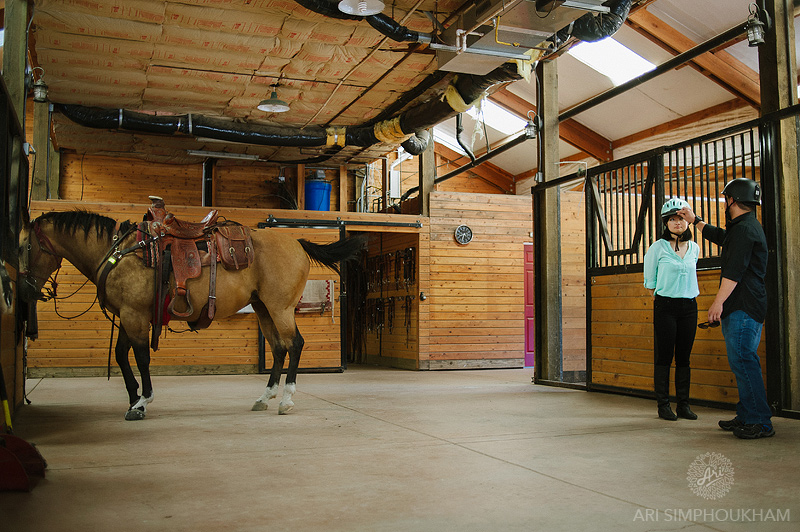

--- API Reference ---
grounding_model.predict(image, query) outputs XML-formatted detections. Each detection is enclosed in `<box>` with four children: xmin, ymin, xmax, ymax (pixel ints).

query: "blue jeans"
<box><xmin>721</xmin><ymin>310</ymin><xmax>772</xmax><ymax>426</ymax></box>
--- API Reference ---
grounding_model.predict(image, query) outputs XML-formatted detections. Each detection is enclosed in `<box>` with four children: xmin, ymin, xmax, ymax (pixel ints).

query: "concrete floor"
<box><xmin>2</xmin><ymin>367</ymin><xmax>798</xmax><ymax>532</ymax></box>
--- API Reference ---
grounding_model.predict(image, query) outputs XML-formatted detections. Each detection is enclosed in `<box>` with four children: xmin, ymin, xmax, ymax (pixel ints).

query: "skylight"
<box><xmin>568</xmin><ymin>37</ymin><xmax>656</xmax><ymax>86</ymax></box>
<box><xmin>466</xmin><ymin>99</ymin><xmax>527</xmax><ymax>136</ymax></box>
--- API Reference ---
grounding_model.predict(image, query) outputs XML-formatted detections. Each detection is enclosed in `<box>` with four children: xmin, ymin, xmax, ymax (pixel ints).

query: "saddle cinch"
<box><xmin>144</xmin><ymin>196</ymin><xmax>254</xmax><ymax>349</ymax></box>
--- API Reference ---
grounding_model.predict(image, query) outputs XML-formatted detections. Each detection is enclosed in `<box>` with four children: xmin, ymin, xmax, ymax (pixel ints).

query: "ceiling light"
<box><xmin>337</xmin><ymin>0</ymin><xmax>384</xmax><ymax>16</ymax></box>
<box><xmin>257</xmin><ymin>85</ymin><xmax>290</xmax><ymax>113</ymax></box>
<box><xmin>187</xmin><ymin>150</ymin><xmax>261</xmax><ymax>161</ymax></box>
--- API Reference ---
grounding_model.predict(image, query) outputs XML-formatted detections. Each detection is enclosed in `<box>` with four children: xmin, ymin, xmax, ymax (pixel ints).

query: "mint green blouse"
<box><xmin>643</xmin><ymin>239</ymin><xmax>700</xmax><ymax>299</ymax></box>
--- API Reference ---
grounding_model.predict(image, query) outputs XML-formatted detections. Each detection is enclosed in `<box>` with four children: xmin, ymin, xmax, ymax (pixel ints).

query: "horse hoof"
<box><xmin>251</xmin><ymin>401</ymin><xmax>268</xmax><ymax>411</ymax></box>
<box><xmin>125</xmin><ymin>408</ymin><xmax>146</xmax><ymax>421</ymax></box>
<box><xmin>278</xmin><ymin>402</ymin><xmax>294</xmax><ymax>415</ymax></box>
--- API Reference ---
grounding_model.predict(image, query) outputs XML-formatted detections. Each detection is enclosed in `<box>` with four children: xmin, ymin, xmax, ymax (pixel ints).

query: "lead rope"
<box><xmin>107</xmin><ymin>314</ymin><xmax>115</xmax><ymax>380</ymax></box>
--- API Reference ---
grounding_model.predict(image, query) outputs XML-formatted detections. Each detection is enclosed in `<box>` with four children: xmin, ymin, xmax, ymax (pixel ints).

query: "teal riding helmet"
<box><xmin>660</xmin><ymin>197</ymin><xmax>690</xmax><ymax>221</ymax></box>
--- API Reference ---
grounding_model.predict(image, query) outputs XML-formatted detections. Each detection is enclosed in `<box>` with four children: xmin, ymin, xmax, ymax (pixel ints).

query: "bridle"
<box><xmin>22</xmin><ymin>221</ymin><xmax>64</xmax><ymax>301</ymax></box>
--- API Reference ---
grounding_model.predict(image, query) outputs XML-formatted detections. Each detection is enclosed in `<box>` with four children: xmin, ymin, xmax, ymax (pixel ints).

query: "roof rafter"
<box><xmin>625</xmin><ymin>8</ymin><xmax>761</xmax><ymax>108</ymax></box>
<box><xmin>490</xmin><ymin>89</ymin><xmax>613</xmax><ymax>162</ymax></box>
<box><xmin>434</xmin><ymin>143</ymin><xmax>516</xmax><ymax>193</ymax></box>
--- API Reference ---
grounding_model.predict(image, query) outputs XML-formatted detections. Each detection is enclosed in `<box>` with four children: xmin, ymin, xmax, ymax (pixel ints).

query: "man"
<box><xmin>679</xmin><ymin>178</ymin><xmax>773</xmax><ymax>439</ymax></box>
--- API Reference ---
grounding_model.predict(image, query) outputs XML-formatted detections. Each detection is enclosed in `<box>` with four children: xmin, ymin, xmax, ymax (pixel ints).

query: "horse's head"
<box><xmin>18</xmin><ymin>217</ymin><xmax>63</xmax><ymax>303</ymax></box>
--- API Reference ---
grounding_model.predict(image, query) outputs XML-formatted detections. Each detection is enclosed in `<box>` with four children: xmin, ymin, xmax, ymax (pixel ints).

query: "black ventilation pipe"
<box><xmin>556</xmin><ymin>0</ymin><xmax>633</xmax><ymax>43</ymax></box>
<box><xmin>56</xmin><ymin>62</ymin><xmax>521</xmax><ymax>155</ymax></box>
<box><xmin>293</xmin><ymin>0</ymin><xmax>432</xmax><ymax>43</ymax></box>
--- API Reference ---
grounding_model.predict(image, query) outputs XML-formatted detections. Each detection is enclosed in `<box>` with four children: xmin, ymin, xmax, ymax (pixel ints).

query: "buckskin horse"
<box><xmin>19</xmin><ymin>204</ymin><xmax>364</xmax><ymax>420</ymax></box>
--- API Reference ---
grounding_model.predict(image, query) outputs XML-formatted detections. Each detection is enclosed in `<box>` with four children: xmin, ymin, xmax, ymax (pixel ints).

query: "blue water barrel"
<box><xmin>305</xmin><ymin>180</ymin><xmax>331</xmax><ymax>211</ymax></box>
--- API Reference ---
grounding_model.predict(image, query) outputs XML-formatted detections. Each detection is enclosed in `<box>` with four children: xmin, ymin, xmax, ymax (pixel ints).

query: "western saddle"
<box><xmin>145</xmin><ymin>196</ymin><xmax>254</xmax><ymax>349</ymax></box>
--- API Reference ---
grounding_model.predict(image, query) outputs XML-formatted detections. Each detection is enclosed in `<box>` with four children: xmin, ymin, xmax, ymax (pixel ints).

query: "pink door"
<box><xmin>524</xmin><ymin>243</ymin><xmax>535</xmax><ymax>368</ymax></box>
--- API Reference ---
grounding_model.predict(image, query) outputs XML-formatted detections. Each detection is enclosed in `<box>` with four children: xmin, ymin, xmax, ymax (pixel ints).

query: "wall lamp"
<box><xmin>747</xmin><ymin>2</ymin><xmax>771</xmax><ymax>47</ymax></box>
<box><xmin>32</xmin><ymin>67</ymin><xmax>48</xmax><ymax>103</ymax></box>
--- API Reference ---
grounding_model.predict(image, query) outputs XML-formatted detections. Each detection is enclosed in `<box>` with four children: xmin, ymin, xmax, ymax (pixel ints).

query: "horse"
<box><xmin>18</xmin><ymin>209</ymin><xmax>364</xmax><ymax>420</ymax></box>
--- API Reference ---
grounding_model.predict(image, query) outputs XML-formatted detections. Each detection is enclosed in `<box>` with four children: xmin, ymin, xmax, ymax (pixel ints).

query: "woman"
<box><xmin>643</xmin><ymin>198</ymin><xmax>700</xmax><ymax>421</ymax></box>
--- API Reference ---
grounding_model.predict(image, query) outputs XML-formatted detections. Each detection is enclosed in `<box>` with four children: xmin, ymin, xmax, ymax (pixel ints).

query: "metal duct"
<box><xmin>557</xmin><ymin>0</ymin><xmax>633</xmax><ymax>43</ymax></box>
<box><xmin>55</xmin><ymin>63</ymin><xmax>521</xmax><ymax>156</ymax></box>
<box><xmin>293</xmin><ymin>0</ymin><xmax>432</xmax><ymax>43</ymax></box>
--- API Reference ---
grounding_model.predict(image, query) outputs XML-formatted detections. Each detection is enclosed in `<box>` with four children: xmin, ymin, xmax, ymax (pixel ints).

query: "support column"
<box><xmin>759</xmin><ymin>0</ymin><xmax>800</xmax><ymax>411</ymax></box>
<box><xmin>339</xmin><ymin>165</ymin><xmax>348</xmax><ymax>212</ymax></box>
<box><xmin>47</xmin><ymin>144</ymin><xmax>61</xmax><ymax>201</ymax></box>
<box><xmin>381</xmin><ymin>159</ymin><xmax>389</xmax><ymax>212</ymax></box>
<box><xmin>296</xmin><ymin>163</ymin><xmax>305</xmax><ymax>210</ymax></box>
<box><xmin>31</xmin><ymin>102</ymin><xmax>54</xmax><ymax>200</ymax></box>
<box><xmin>418</xmin><ymin>129</ymin><xmax>435</xmax><ymax>216</ymax></box>
<box><xmin>2</xmin><ymin>0</ymin><xmax>28</xmax><ymax>118</ymax></box>
<box><xmin>533</xmin><ymin>60</ymin><xmax>563</xmax><ymax>382</ymax></box>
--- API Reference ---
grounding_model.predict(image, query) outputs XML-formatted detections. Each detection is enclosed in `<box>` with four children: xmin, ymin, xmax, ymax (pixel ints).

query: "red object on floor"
<box><xmin>0</xmin><ymin>434</ymin><xmax>47</xmax><ymax>491</ymax></box>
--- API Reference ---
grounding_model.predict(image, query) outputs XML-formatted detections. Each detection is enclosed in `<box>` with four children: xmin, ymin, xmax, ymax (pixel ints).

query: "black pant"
<box><xmin>653</xmin><ymin>295</ymin><xmax>697</xmax><ymax>367</ymax></box>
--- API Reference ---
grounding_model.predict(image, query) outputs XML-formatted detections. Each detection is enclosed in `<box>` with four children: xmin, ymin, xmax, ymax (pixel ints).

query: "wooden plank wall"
<box><xmin>591</xmin><ymin>270</ymin><xmax>766</xmax><ymax>405</ymax></box>
<box><xmin>424</xmin><ymin>191</ymin><xmax>532</xmax><ymax>369</ymax></box>
<box><xmin>561</xmin><ymin>191</ymin><xmax>586</xmax><ymax>374</ymax></box>
<box><xmin>58</xmin><ymin>153</ymin><xmax>351</xmax><ymax>212</ymax></box>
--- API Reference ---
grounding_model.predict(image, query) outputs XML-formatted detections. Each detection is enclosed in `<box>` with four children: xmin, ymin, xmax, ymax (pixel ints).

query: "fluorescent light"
<box><xmin>466</xmin><ymin>99</ymin><xmax>527</xmax><ymax>136</ymax></box>
<box><xmin>187</xmin><ymin>150</ymin><xmax>261</xmax><ymax>160</ymax></box>
<box><xmin>568</xmin><ymin>37</ymin><xmax>656</xmax><ymax>86</ymax></box>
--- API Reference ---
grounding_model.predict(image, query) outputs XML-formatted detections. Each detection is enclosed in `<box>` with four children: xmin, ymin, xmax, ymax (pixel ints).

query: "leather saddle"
<box><xmin>144</xmin><ymin>196</ymin><xmax>254</xmax><ymax>349</ymax></box>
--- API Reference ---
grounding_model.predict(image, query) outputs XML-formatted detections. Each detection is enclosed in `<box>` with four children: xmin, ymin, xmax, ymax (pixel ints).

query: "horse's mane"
<box><xmin>37</xmin><ymin>210</ymin><xmax>135</xmax><ymax>240</ymax></box>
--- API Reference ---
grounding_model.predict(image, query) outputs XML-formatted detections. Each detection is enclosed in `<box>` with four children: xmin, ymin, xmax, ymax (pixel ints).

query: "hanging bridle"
<box><xmin>22</xmin><ymin>221</ymin><xmax>64</xmax><ymax>301</ymax></box>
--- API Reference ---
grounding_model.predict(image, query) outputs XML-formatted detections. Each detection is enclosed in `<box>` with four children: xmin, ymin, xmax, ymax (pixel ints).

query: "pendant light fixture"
<box><xmin>337</xmin><ymin>0</ymin><xmax>385</xmax><ymax>16</ymax></box>
<box><xmin>257</xmin><ymin>85</ymin><xmax>290</xmax><ymax>113</ymax></box>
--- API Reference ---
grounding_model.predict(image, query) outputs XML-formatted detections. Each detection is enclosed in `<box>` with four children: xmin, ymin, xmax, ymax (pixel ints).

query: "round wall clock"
<box><xmin>454</xmin><ymin>224</ymin><xmax>473</xmax><ymax>245</ymax></box>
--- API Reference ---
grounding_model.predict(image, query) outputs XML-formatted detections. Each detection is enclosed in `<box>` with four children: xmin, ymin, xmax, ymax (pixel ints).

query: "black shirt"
<box><xmin>701</xmin><ymin>211</ymin><xmax>768</xmax><ymax>323</ymax></box>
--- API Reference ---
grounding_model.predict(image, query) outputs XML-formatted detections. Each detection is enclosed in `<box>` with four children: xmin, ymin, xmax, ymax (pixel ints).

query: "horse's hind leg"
<box><xmin>279</xmin><ymin>326</ymin><xmax>304</xmax><ymax>415</ymax></box>
<box><xmin>250</xmin><ymin>303</ymin><xmax>303</xmax><ymax>414</ymax></box>
<box><xmin>251</xmin><ymin>304</ymin><xmax>285</xmax><ymax>412</ymax></box>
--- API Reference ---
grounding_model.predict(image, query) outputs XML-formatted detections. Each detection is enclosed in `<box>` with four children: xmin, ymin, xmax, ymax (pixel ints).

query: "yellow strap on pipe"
<box><xmin>326</xmin><ymin>126</ymin><xmax>348</xmax><ymax>147</ymax></box>
<box><xmin>374</xmin><ymin>117</ymin><xmax>411</xmax><ymax>143</ymax></box>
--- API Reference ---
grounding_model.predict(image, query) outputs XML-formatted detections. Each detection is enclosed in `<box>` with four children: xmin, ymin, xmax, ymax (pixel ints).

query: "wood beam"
<box><xmin>338</xmin><ymin>165</ymin><xmax>347</xmax><ymax>212</ymax></box>
<box><xmin>491</xmin><ymin>89</ymin><xmax>613</xmax><ymax>162</ymax></box>
<box><xmin>613</xmin><ymin>98</ymin><xmax>752</xmax><ymax>149</ymax></box>
<box><xmin>434</xmin><ymin>143</ymin><xmax>515</xmax><ymax>193</ymax></box>
<box><xmin>626</xmin><ymin>9</ymin><xmax>761</xmax><ymax>108</ymax></box>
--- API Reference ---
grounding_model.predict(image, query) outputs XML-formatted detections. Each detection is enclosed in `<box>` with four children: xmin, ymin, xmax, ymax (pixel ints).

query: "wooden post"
<box><xmin>759</xmin><ymin>0</ymin><xmax>800</xmax><ymax>411</ymax></box>
<box><xmin>31</xmin><ymin>101</ymin><xmax>51</xmax><ymax>200</ymax></box>
<box><xmin>296</xmin><ymin>163</ymin><xmax>305</xmax><ymax>210</ymax></box>
<box><xmin>381</xmin><ymin>159</ymin><xmax>389</xmax><ymax>213</ymax></box>
<box><xmin>418</xmin><ymin>129</ymin><xmax>435</xmax><ymax>216</ymax></box>
<box><xmin>47</xmin><ymin>144</ymin><xmax>61</xmax><ymax>201</ymax></box>
<box><xmin>339</xmin><ymin>165</ymin><xmax>348</xmax><ymax>212</ymax></box>
<box><xmin>533</xmin><ymin>60</ymin><xmax>563</xmax><ymax>383</ymax></box>
<box><xmin>2</xmin><ymin>0</ymin><xmax>28</xmax><ymax>118</ymax></box>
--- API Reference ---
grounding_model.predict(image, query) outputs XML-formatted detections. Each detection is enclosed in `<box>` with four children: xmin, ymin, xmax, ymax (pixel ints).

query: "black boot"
<box><xmin>654</xmin><ymin>365</ymin><xmax>677</xmax><ymax>421</ymax></box>
<box><xmin>675</xmin><ymin>366</ymin><xmax>697</xmax><ymax>420</ymax></box>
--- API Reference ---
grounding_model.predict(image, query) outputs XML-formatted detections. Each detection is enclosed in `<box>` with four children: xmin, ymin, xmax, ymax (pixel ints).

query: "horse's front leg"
<box><xmin>125</xmin><ymin>338</ymin><xmax>154</xmax><ymax>421</ymax></box>
<box><xmin>114</xmin><ymin>329</ymin><xmax>143</xmax><ymax>417</ymax></box>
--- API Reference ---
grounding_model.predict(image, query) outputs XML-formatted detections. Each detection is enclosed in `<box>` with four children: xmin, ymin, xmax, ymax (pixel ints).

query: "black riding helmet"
<box><xmin>722</xmin><ymin>178</ymin><xmax>761</xmax><ymax>206</ymax></box>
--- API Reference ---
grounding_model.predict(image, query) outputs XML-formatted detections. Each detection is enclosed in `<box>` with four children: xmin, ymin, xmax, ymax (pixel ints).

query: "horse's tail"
<box><xmin>298</xmin><ymin>235</ymin><xmax>367</xmax><ymax>275</ymax></box>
